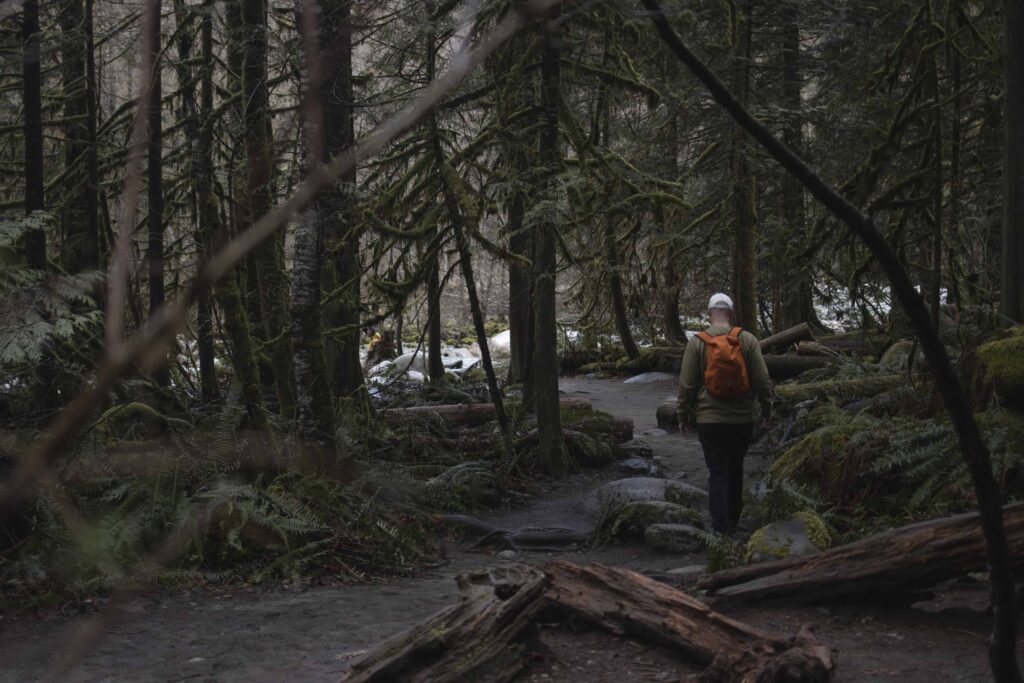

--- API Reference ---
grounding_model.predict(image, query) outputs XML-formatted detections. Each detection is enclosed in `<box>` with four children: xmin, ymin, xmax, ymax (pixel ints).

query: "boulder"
<box><xmin>473</xmin><ymin>330</ymin><xmax>512</xmax><ymax>358</ymax></box>
<box><xmin>602</xmin><ymin>500</ymin><xmax>703</xmax><ymax>539</ymax></box>
<box><xmin>617</xmin><ymin>439</ymin><xmax>654</xmax><ymax>460</ymax></box>
<box><xmin>644</xmin><ymin>523</ymin><xmax>705</xmax><ymax>553</ymax></box>
<box><xmin>366</xmin><ymin>359</ymin><xmax>393</xmax><ymax>377</ymax></box>
<box><xmin>973</xmin><ymin>327</ymin><xmax>1024</xmax><ymax>407</ymax></box>
<box><xmin>616</xmin><ymin>457</ymin><xmax>663</xmax><ymax>478</ymax></box>
<box><xmin>579</xmin><ymin>477</ymin><xmax>707</xmax><ymax>519</ymax></box>
<box><xmin>391</xmin><ymin>351</ymin><xmax>428</xmax><ymax>376</ymax></box>
<box><xmin>744</xmin><ymin>512</ymin><xmax>831</xmax><ymax>563</ymax></box>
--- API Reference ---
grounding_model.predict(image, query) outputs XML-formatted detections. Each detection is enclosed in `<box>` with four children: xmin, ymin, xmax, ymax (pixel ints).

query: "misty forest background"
<box><xmin>1</xmin><ymin>0</ymin><xmax>1024</xmax><ymax>628</ymax></box>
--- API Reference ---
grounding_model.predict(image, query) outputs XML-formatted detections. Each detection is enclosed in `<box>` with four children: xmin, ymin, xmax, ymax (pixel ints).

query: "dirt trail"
<box><xmin>0</xmin><ymin>377</ymin><xmax>1006</xmax><ymax>682</ymax></box>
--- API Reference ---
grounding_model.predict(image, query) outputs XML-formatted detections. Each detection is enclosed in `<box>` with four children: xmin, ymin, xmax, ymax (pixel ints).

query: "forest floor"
<box><xmin>0</xmin><ymin>377</ymin><xmax>1009</xmax><ymax>682</ymax></box>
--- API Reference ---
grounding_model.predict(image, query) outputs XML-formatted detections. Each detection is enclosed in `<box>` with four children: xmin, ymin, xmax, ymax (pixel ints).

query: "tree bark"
<box><xmin>759</xmin><ymin>322</ymin><xmax>814</xmax><ymax>353</ymax></box>
<box><xmin>340</xmin><ymin>566</ymin><xmax>548</xmax><ymax>683</ymax></box>
<box><xmin>318</xmin><ymin>0</ymin><xmax>365</xmax><ymax>403</ymax></box>
<box><xmin>533</xmin><ymin>8</ymin><xmax>566</xmax><ymax>476</ymax></box>
<box><xmin>1004</xmin><ymin>0</ymin><xmax>1024</xmax><ymax>323</ymax></box>
<box><xmin>544</xmin><ymin>560</ymin><xmax>835</xmax><ymax>681</ymax></box>
<box><xmin>728</xmin><ymin>0</ymin><xmax>758</xmax><ymax>332</ymax></box>
<box><xmin>702</xmin><ymin>503</ymin><xmax>1024</xmax><ymax>604</ymax></box>
<box><xmin>779</xmin><ymin>6</ymin><xmax>812</xmax><ymax>330</ymax></box>
<box><xmin>59</xmin><ymin>0</ymin><xmax>99</xmax><ymax>273</ymax></box>
<box><xmin>424</xmin><ymin>15</ymin><xmax>445</xmax><ymax>386</ymax></box>
<box><xmin>642</xmin><ymin>4</ymin><xmax>1021</xmax><ymax>678</ymax></box>
<box><xmin>22</xmin><ymin>0</ymin><xmax>45</xmax><ymax>268</ymax></box>
<box><xmin>241</xmin><ymin>0</ymin><xmax>296</xmax><ymax>417</ymax></box>
<box><xmin>146</xmin><ymin>2</ymin><xmax>168</xmax><ymax>387</ymax></box>
<box><xmin>606</xmin><ymin>218</ymin><xmax>640</xmax><ymax>359</ymax></box>
<box><xmin>194</xmin><ymin>0</ymin><xmax>219</xmax><ymax>403</ymax></box>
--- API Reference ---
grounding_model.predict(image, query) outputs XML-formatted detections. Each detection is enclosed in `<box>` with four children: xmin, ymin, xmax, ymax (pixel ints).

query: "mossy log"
<box><xmin>760</xmin><ymin>323</ymin><xmax>815</xmax><ymax>353</ymax></box>
<box><xmin>339</xmin><ymin>566</ymin><xmax>548</xmax><ymax>682</ymax></box>
<box><xmin>700</xmin><ymin>502</ymin><xmax>1024</xmax><ymax>603</ymax></box>
<box><xmin>763</xmin><ymin>355</ymin><xmax>833</xmax><ymax>380</ymax></box>
<box><xmin>544</xmin><ymin>560</ymin><xmax>835</xmax><ymax>682</ymax></box>
<box><xmin>379</xmin><ymin>397</ymin><xmax>592</xmax><ymax>426</ymax></box>
<box><xmin>796</xmin><ymin>340</ymin><xmax>869</xmax><ymax>356</ymax></box>
<box><xmin>775</xmin><ymin>374</ymin><xmax>900</xmax><ymax>404</ymax></box>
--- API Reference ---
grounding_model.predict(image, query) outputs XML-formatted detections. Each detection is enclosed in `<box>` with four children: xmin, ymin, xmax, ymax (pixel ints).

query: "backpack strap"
<box><xmin>728</xmin><ymin>327</ymin><xmax>742</xmax><ymax>339</ymax></box>
<box><xmin>696</xmin><ymin>331</ymin><xmax>713</xmax><ymax>344</ymax></box>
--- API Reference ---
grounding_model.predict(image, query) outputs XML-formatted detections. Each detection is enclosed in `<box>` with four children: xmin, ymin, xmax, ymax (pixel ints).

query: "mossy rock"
<box><xmin>580</xmin><ymin>477</ymin><xmax>708</xmax><ymax>519</ymax></box>
<box><xmin>879</xmin><ymin>339</ymin><xmax>916</xmax><ymax>372</ymax></box>
<box><xmin>974</xmin><ymin>327</ymin><xmax>1024</xmax><ymax>407</ymax></box>
<box><xmin>601</xmin><ymin>500</ymin><xmax>703</xmax><ymax>539</ymax></box>
<box><xmin>644</xmin><ymin>523</ymin><xmax>705</xmax><ymax>553</ymax></box>
<box><xmin>462</xmin><ymin>367</ymin><xmax>486</xmax><ymax>382</ymax></box>
<box><xmin>744</xmin><ymin>515</ymin><xmax>826</xmax><ymax>563</ymax></box>
<box><xmin>792</xmin><ymin>510</ymin><xmax>832</xmax><ymax>550</ymax></box>
<box><xmin>93</xmin><ymin>402</ymin><xmax>168</xmax><ymax>441</ymax></box>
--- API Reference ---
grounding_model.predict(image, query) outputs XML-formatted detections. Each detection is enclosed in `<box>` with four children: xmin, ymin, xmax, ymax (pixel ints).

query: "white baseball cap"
<box><xmin>708</xmin><ymin>293</ymin><xmax>734</xmax><ymax>311</ymax></box>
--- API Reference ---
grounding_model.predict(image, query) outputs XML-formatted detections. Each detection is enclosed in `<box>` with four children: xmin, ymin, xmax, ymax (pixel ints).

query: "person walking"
<box><xmin>677</xmin><ymin>293</ymin><xmax>772</xmax><ymax>535</ymax></box>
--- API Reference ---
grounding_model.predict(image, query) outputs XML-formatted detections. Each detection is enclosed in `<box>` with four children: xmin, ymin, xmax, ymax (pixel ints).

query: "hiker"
<box><xmin>677</xmin><ymin>293</ymin><xmax>772</xmax><ymax>535</ymax></box>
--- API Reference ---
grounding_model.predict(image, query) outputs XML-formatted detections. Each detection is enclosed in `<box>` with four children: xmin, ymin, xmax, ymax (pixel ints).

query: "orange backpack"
<box><xmin>696</xmin><ymin>327</ymin><xmax>751</xmax><ymax>399</ymax></box>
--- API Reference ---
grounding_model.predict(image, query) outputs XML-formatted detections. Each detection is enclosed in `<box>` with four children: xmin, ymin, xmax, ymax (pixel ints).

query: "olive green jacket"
<box><xmin>676</xmin><ymin>326</ymin><xmax>772</xmax><ymax>425</ymax></box>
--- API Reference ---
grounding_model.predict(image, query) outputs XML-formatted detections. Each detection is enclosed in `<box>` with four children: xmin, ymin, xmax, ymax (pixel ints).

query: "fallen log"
<box><xmin>700</xmin><ymin>503</ymin><xmax>1024</xmax><ymax>603</ymax></box>
<box><xmin>379</xmin><ymin>397</ymin><xmax>592</xmax><ymax>426</ymax></box>
<box><xmin>763</xmin><ymin>355</ymin><xmax>833</xmax><ymax>380</ymax></box>
<box><xmin>544</xmin><ymin>560</ymin><xmax>835</xmax><ymax>682</ymax></box>
<box><xmin>796</xmin><ymin>340</ymin><xmax>871</xmax><ymax>357</ymax></box>
<box><xmin>339</xmin><ymin>566</ymin><xmax>548</xmax><ymax>683</ymax></box>
<box><xmin>760</xmin><ymin>323</ymin><xmax>815</xmax><ymax>353</ymax></box>
<box><xmin>774</xmin><ymin>374</ymin><xmax>900</xmax><ymax>404</ymax></box>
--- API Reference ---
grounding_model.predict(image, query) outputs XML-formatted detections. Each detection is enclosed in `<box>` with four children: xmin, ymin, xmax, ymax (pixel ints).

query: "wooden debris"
<box><xmin>760</xmin><ymin>323</ymin><xmax>816</xmax><ymax>353</ymax></box>
<box><xmin>543</xmin><ymin>560</ymin><xmax>835</xmax><ymax>682</ymax></box>
<box><xmin>339</xmin><ymin>566</ymin><xmax>548</xmax><ymax>683</ymax></box>
<box><xmin>342</xmin><ymin>560</ymin><xmax>835</xmax><ymax>682</ymax></box>
<box><xmin>701</xmin><ymin>503</ymin><xmax>1024</xmax><ymax>603</ymax></box>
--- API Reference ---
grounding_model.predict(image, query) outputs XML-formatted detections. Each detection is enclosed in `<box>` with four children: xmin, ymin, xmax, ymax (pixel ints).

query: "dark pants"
<box><xmin>697</xmin><ymin>423</ymin><xmax>754</xmax><ymax>534</ymax></box>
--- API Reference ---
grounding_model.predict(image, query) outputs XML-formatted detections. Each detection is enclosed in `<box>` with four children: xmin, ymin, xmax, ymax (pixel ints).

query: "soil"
<box><xmin>0</xmin><ymin>376</ymin><xmax>1014</xmax><ymax>682</ymax></box>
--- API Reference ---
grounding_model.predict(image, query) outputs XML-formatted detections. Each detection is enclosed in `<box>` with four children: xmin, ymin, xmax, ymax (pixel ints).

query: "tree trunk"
<box><xmin>544</xmin><ymin>561</ymin><xmax>835</xmax><ymax>682</ymax></box>
<box><xmin>241</xmin><ymin>0</ymin><xmax>295</xmax><ymax>417</ymax></box>
<box><xmin>194</xmin><ymin>0</ymin><xmax>219</xmax><ymax>403</ymax></box>
<box><xmin>533</xmin><ymin>9</ymin><xmax>565</xmax><ymax>476</ymax></box>
<box><xmin>1004</xmin><ymin>0</ymin><xmax>1024</xmax><ymax>323</ymax></box>
<box><xmin>702</xmin><ymin>503</ymin><xmax>1024</xmax><ymax>604</ymax></box>
<box><xmin>424</xmin><ymin>18</ymin><xmax>445</xmax><ymax>386</ymax></box>
<box><xmin>318</xmin><ymin>0</ymin><xmax>364</xmax><ymax>402</ymax></box>
<box><xmin>22</xmin><ymin>0</ymin><xmax>45</xmax><ymax>268</ymax></box>
<box><xmin>59</xmin><ymin>0</ymin><xmax>98</xmax><ymax>273</ymax></box>
<box><xmin>146</xmin><ymin>3</ymin><xmax>168</xmax><ymax>387</ymax></box>
<box><xmin>729</xmin><ymin>0</ymin><xmax>758</xmax><ymax>332</ymax></box>
<box><xmin>427</xmin><ymin>78</ymin><xmax>515</xmax><ymax>463</ymax></box>
<box><xmin>606</xmin><ymin>218</ymin><xmax>639</xmax><ymax>358</ymax></box>
<box><xmin>778</xmin><ymin>7</ymin><xmax>811</xmax><ymax>330</ymax></box>
<box><xmin>642</xmin><ymin>5</ymin><xmax>1022</xmax><ymax>678</ymax></box>
<box><xmin>759</xmin><ymin>322</ymin><xmax>814</xmax><ymax>353</ymax></box>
